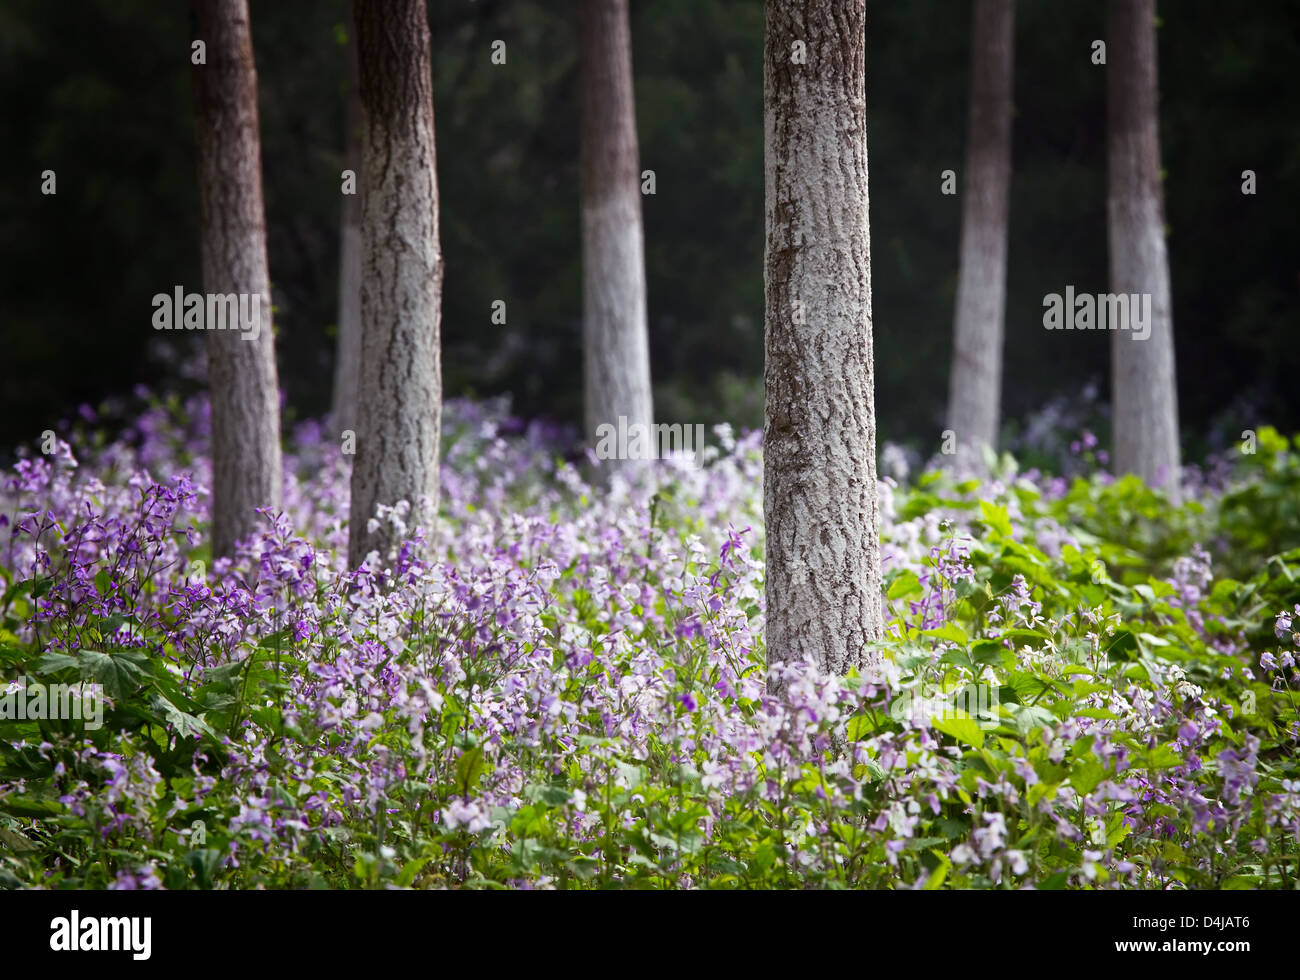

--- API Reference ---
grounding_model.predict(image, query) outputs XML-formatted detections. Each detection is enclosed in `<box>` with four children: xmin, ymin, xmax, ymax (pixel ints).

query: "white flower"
<box><xmin>441</xmin><ymin>799</ymin><xmax>491</xmax><ymax>834</ymax></box>
<box><xmin>1081</xmin><ymin>849</ymin><xmax>1102</xmax><ymax>881</ymax></box>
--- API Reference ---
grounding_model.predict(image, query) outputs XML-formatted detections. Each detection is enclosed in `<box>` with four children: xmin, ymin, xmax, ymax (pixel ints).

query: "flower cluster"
<box><xmin>1</xmin><ymin>392</ymin><xmax>1297</xmax><ymax>889</ymax></box>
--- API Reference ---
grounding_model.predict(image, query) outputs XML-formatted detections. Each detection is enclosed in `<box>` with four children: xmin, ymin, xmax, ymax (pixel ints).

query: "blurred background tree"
<box><xmin>1</xmin><ymin>0</ymin><xmax>1296</xmax><ymax>462</ymax></box>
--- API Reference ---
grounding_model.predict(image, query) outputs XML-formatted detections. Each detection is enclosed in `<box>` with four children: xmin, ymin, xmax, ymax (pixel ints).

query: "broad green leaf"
<box><xmin>930</xmin><ymin>712</ymin><xmax>985</xmax><ymax>749</ymax></box>
<box><xmin>922</xmin><ymin>623</ymin><xmax>969</xmax><ymax>645</ymax></box>
<box><xmin>36</xmin><ymin>649</ymin><xmax>149</xmax><ymax>698</ymax></box>
<box><xmin>887</xmin><ymin>570</ymin><xmax>924</xmax><ymax>600</ymax></box>
<box><xmin>847</xmin><ymin>713</ymin><xmax>878</xmax><ymax>741</ymax></box>
<box><xmin>924</xmin><ymin>851</ymin><xmax>951</xmax><ymax>889</ymax></box>
<box><xmin>456</xmin><ymin>746</ymin><xmax>487</xmax><ymax>794</ymax></box>
<box><xmin>979</xmin><ymin>501</ymin><xmax>1014</xmax><ymax>538</ymax></box>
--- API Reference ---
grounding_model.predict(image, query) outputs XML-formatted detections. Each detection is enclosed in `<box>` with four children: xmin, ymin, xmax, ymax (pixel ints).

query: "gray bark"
<box><xmin>763</xmin><ymin>0</ymin><xmax>883</xmax><ymax>692</ymax></box>
<box><xmin>347</xmin><ymin>0</ymin><xmax>443</xmax><ymax>568</ymax></box>
<box><xmin>191</xmin><ymin>0</ymin><xmax>283</xmax><ymax>558</ymax></box>
<box><xmin>579</xmin><ymin>0</ymin><xmax>654</xmax><ymax>462</ymax></box>
<box><xmin>332</xmin><ymin>38</ymin><xmax>363</xmax><ymax>436</ymax></box>
<box><xmin>1107</xmin><ymin>0</ymin><xmax>1181</xmax><ymax>499</ymax></box>
<box><xmin>946</xmin><ymin>0</ymin><xmax>1015</xmax><ymax>469</ymax></box>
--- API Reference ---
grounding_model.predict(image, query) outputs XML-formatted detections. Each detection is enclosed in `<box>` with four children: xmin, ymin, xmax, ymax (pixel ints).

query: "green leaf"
<box><xmin>923</xmin><ymin>850</ymin><xmax>951</xmax><ymax>889</ymax></box>
<box><xmin>0</xmin><ymin>796</ymin><xmax>60</xmax><ymax>818</ymax></box>
<box><xmin>748</xmin><ymin>842</ymin><xmax>778</xmax><ymax>877</ymax></box>
<box><xmin>922</xmin><ymin>622</ymin><xmax>969</xmax><ymax>645</ymax></box>
<box><xmin>249</xmin><ymin>706</ymin><xmax>283</xmax><ymax>738</ymax></box>
<box><xmin>1008</xmin><ymin>703</ymin><xmax>1057</xmax><ymax>736</ymax></box>
<box><xmin>456</xmin><ymin>747</ymin><xmax>487</xmax><ymax>795</ymax></box>
<box><xmin>0</xmin><ymin>578</ymin><xmax>34</xmax><ymax>607</ymax></box>
<box><xmin>999</xmin><ymin>628</ymin><xmax>1050</xmax><ymax>643</ymax></box>
<box><xmin>395</xmin><ymin>856</ymin><xmax>431</xmax><ymax>887</ymax></box>
<box><xmin>614</xmin><ymin>761</ymin><xmax>644</xmax><ymax>788</ymax></box>
<box><xmin>256</xmin><ymin>628</ymin><xmax>293</xmax><ymax>650</ymax></box>
<box><xmin>979</xmin><ymin>501</ymin><xmax>1014</xmax><ymax>538</ymax></box>
<box><xmin>154</xmin><ymin>695</ymin><xmax>218</xmax><ymax>741</ymax></box>
<box><xmin>36</xmin><ymin>649</ymin><xmax>150</xmax><ymax>698</ymax></box>
<box><xmin>0</xmin><ymin>826</ymin><xmax>38</xmax><ymax>852</ymax></box>
<box><xmin>181</xmin><ymin>849</ymin><xmax>223</xmax><ymax>889</ymax></box>
<box><xmin>1068</xmin><ymin>759</ymin><xmax>1109</xmax><ymax>795</ymax></box>
<box><xmin>930</xmin><ymin>712</ymin><xmax>985</xmax><ymax>749</ymax></box>
<box><xmin>567</xmin><ymin>856</ymin><xmax>600</xmax><ymax>880</ymax></box>
<box><xmin>887</xmin><ymin>570</ymin><xmax>924</xmax><ymax>600</ymax></box>
<box><xmin>1142</xmin><ymin>744</ymin><xmax>1184</xmax><ymax>770</ymax></box>
<box><xmin>847</xmin><ymin>713</ymin><xmax>878</xmax><ymax>741</ymax></box>
<box><xmin>853</xmin><ymin>759</ymin><xmax>887</xmax><ymax>782</ymax></box>
<box><xmin>969</xmin><ymin>640</ymin><xmax>1006</xmax><ymax>666</ymax></box>
<box><xmin>202</xmin><ymin>662</ymin><xmax>245</xmax><ymax>688</ymax></box>
<box><xmin>33</xmin><ymin>651</ymin><xmax>80</xmax><ymax>673</ymax></box>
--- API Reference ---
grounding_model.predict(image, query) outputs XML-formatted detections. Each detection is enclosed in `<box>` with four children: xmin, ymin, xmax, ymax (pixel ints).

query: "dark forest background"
<box><xmin>1</xmin><ymin>0</ymin><xmax>1296</xmax><ymax>459</ymax></box>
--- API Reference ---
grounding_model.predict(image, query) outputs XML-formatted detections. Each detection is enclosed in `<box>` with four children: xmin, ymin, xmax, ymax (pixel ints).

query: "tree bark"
<box><xmin>763</xmin><ymin>0</ymin><xmax>883</xmax><ymax>692</ymax></box>
<box><xmin>191</xmin><ymin>0</ymin><xmax>283</xmax><ymax>558</ymax></box>
<box><xmin>347</xmin><ymin>0</ymin><xmax>443</xmax><ymax>568</ymax></box>
<box><xmin>579</xmin><ymin>0</ymin><xmax>654</xmax><ymax>464</ymax></box>
<box><xmin>332</xmin><ymin>37</ymin><xmax>363</xmax><ymax>436</ymax></box>
<box><xmin>1107</xmin><ymin>0</ymin><xmax>1181</xmax><ymax>499</ymax></box>
<box><xmin>946</xmin><ymin>0</ymin><xmax>1015</xmax><ymax>469</ymax></box>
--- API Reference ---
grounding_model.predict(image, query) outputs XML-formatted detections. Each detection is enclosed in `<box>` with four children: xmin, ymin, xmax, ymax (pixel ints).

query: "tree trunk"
<box><xmin>579</xmin><ymin>0</ymin><xmax>654</xmax><ymax>464</ymax></box>
<box><xmin>347</xmin><ymin>0</ymin><xmax>443</xmax><ymax>568</ymax></box>
<box><xmin>1107</xmin><ymin>0</ymin><xmax>1180</xmax><ymax>499</ymax></box>
<box><xmin>946</xmin><ymin>0</ymin><xmax>1015</xmax><ymax>469</ymax></box>
<box><xmin>763</xmin><ymin>0</ymin><xmax>883</xmax><ymax>692</ymax></box>
<box><xmin>191</xmin><ymin>0</ymin><xmax>283</xmax><ymax>558</ymax></box>
<box><xmin>332</xmin><ymin>37</ymin><xmax>363</xmax><ymax>436</ymax></box>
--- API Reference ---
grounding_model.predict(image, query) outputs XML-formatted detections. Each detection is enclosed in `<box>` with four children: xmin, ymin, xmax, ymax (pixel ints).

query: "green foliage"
<box><xmin>3</xmin><ymin>435</ymin><xmax>1300</xmax><ymax>888</ymax></box>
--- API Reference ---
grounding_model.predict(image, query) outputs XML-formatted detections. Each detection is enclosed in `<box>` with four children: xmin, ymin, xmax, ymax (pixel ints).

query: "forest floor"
<box><xmin>1</xmin><ymin>393</ymin><xmax>1297</xmax><ymax>888</ymax></box>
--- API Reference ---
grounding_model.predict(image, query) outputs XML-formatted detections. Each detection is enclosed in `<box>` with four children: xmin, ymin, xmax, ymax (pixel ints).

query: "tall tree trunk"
<box><xmin>191</xmin><ymin>0</ymin><xmax>283</xmax><ymax>558</ymax></box>
<box><xmin>946</xmin><ymin>0</ymin><xmax>1015</xmax><ymax>469</ymax></box>
<box><xmin>763</xmin><ymin>0</ymin><xmax>883</xmax><ymax>692</ymax></box>
<box><xmin>347</xmin><ymin>0</ymin><xmax>443</xmax><ymax>568</ymax></box>
<box><xmin>1107</xmin><ymin>0</ymin><xmax>1180</xmax><ymax>499</ymax></box>
<box><xmin>332</xmin><ymin>37</ymin><xmax>363</xmax><ymax>436</ymax></box>
<box><xmin>579</xmin><ymin>0</ymin><xmax>653</xmax><ymax>463</ymax></box>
